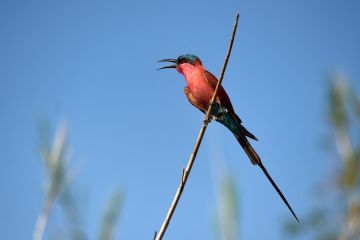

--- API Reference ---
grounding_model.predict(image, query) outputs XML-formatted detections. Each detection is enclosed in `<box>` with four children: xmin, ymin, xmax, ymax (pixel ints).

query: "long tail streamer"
<box><xmin>258</xmin><ymin>161</ymin><xmax>299</xmax><ymax>222</ymax></box>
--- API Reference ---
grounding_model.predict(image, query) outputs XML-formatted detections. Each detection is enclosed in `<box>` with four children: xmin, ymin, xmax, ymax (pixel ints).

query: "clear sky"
<box><xmin>1</xmin><ymin>0</ymin><xmax>359</xmax><ymax>239</ymax></box>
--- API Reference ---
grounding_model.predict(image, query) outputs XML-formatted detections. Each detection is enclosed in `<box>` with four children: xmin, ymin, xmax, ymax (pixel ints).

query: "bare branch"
<box><xmin>155</xmin><ymin>13</ymin><xmax>240</xmax><ymax>240</ymax></box>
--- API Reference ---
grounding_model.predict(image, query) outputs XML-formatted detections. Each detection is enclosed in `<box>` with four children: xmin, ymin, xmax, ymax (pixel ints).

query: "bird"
<box><xmin>158</xmin><ymin>54</ymin><xmax>299</xmax><ymax>222</ymax></box>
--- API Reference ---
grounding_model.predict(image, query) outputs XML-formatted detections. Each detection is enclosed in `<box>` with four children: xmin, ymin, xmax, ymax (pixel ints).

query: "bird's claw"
<box><xmin>203</xmin><ymin>118</ymin><xmax>211</xmax><ymax>125</ymax></box>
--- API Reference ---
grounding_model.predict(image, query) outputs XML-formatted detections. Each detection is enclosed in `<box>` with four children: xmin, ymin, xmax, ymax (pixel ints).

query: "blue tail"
<box><xmin>211</xmin><ymin>102</ymin><xmax>257</xmax><ymax>140</ymax></box>
<box><xmin>211</xmin><ymin>102</ymin><xmax>299</xmax><ymax>222</ymax></box>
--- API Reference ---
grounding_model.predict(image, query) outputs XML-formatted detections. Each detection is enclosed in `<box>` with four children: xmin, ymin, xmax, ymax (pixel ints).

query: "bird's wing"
<box><xmin>184</xmin><ymin>87</ymin><xmax>207</xmax><ymax>113</ymax></box>
<box><xmin>204</xmin><ymin>70</ymin><xmax>258</xmax><ymax>141</ymax></box>
<box><xmin>203</xmin><ymin>70</ymin><xmax>239</xmax><ymax>120</ymax></box>
<box><xmin>203</xmin><ymin>70</ymin><xmax>236</xmax><ymax>113</ymax></box>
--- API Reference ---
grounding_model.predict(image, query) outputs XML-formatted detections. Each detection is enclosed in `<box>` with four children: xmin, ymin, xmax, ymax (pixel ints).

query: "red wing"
<box><xmin>203</xmin><ymin>70</ymin><xmax>237</xmax><ymax>117</ymax></box>
<box><xmin>204</xmin><ymin>70</ymin><xmax>258</xmax><ymax>141</ymax></box>
<box><xmin>204</xmin><ymin>70</ymin><xmax>259</xmax><ymax>140</ymax></box>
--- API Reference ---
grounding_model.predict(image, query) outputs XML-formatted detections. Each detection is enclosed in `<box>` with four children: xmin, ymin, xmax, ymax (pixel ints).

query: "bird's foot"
<box><xmin>203</xmin><ymin>118</ymin><xmax>212</xmax><ymax>125</ymax></box>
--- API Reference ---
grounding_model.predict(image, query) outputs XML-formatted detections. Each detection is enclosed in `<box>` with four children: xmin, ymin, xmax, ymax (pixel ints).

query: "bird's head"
<box><xmin>158</xmin><ymin>54</ymin><xmax>203</xmax><ymax>74</ymax></box>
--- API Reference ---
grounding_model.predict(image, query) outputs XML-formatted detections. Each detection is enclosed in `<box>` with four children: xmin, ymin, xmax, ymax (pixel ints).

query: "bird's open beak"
<box><xmin>157</xmin><ymin>58</ymin><xmax>178</xmax><ymax>70</ymax></box>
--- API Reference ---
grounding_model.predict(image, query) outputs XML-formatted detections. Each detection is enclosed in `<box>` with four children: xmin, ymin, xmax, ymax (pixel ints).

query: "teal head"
<box><xmin>158</xmin><ymin>54</ymin><xmax>202</xmax><ymax>70</ymax></box>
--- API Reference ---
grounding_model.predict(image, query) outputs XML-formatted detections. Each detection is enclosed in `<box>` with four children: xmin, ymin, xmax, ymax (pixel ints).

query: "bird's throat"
<box><xmin>178</xmin><ymin>63</ymin><xmax>204</xmax><ymax>85</ymax></box>
<box><xmin>178</xmin><ymin>63</ymin><xmax>214</xmax><ymax>108</ymax></box>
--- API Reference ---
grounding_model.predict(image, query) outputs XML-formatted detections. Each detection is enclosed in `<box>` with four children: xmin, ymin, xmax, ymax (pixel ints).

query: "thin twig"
<box><xmin>155</xmin><ymin>13</ymin><xmax>240</xmax><ymax>240</ymax></box>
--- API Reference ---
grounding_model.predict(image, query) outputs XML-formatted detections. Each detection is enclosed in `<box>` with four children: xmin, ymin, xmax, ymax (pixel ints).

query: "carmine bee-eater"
<box><xmin>158</xmin><ymin>54</ymin><xmax>298</xmax><ymax>222</ymax></box>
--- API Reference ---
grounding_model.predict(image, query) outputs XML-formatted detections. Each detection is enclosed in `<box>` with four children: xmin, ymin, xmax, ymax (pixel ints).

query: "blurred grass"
<box><xmin>216</xmin><ymin>174</ymin><xmax>240</xmax><ymax>240</ymax></box>
<box><xmin>34</xmin><ymin>121</ymin><xmax>123</xmax><ymax>240</ymax></box>
<box><xmin>98</xmin><ymin>190</ymin><xmax>123</xmax><ymax>240</ymax></box>
<box><xmin>34</xmin><ymin>122</ymin><xmax>76</xmax><ymax>240</ymax></box>
<box><xmin>211</xmin><ymin>161</ymin><xmax>240</xmax><ymax>240</ymax></box>
<box><xmin>283</xmin><ymin>75</ymin><xmax>360</xmax><ymax>239</ymax></box>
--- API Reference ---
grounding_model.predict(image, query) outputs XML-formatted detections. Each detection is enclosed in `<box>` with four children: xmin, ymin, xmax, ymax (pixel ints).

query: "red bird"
<box><xmin>159</xmin><ymin>54</ymin><xmax>298</xmax><ymax>222</ymax></box>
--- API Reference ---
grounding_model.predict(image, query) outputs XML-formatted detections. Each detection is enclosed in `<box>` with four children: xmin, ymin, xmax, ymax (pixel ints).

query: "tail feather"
<box><xmin>236</xmin><ymin>135</ymin><xmax>299</xmax><ymax>222</ymax></box>
<box><xmin>240</xmin><ymin>125</ymin><xmax>258</xmax><ymax>141</ymax></box>
<box><xmin>236</xmin><ymin>135</ymin><xmax>260</xmax><ymax>165</ymax></box>
<box><xmin>258</xmin><ymin>161</ymin><xmax>299</xmax><ymax>222</ymax></box>
<box><xmin>232</xmin><ymin>113</ymin><xmax>258</xmax><ymax>141</ymax></box>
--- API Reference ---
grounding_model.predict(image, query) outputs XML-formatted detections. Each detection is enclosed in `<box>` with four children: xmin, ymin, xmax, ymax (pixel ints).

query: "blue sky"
<box><xmin>1</xmin><ymin>0</ymin><xmax>359</xmax><ymax>239</ymax></box>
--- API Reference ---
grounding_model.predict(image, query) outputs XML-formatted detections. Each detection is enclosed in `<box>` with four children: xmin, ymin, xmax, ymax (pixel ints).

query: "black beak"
<box><xmin>157</xmin><ymin>58</ymin><xmax>178</xmax><ymax>70</ymax></box>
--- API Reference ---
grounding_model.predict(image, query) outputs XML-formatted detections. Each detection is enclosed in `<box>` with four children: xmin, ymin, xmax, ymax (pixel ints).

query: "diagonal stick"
<box><xmin>154</xmin><ymin>13</ymin><xmax>240</xmax><ymax>240</ymax></box>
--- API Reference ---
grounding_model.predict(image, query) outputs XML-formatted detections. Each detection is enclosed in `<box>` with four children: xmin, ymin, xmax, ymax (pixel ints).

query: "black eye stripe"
<box><xmin>178</xmin><ymin>58</ymin><xmax>185</xmax><ymax>63</ymax></box>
